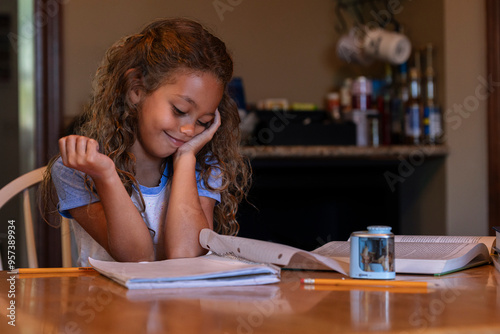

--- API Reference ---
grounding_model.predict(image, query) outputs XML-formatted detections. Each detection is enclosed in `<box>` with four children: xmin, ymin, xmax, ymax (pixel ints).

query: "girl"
<box><xmin>42</xmin><ymin>18</ymin><xmax>251</xmax><ymax>266</ymax></box>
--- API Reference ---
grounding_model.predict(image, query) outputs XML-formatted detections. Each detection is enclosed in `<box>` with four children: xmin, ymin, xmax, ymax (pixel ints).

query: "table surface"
<box><xmin>1</xmin><ymin>265</ymin><xmax>499</xmax><ymax>334</ymax></box>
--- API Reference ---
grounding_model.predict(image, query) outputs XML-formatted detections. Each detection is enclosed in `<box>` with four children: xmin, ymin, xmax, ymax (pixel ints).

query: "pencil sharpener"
<box><xmin>349</xmin><ymin>225</ymin><xmax>395</xmax><ymax>279</ymax></box>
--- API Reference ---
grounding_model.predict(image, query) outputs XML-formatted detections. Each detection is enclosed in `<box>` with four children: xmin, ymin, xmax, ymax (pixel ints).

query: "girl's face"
<box><xmin>130</xmin><ymin>71</ymin><xmax>224</xmax><ymax>163</ymax></box>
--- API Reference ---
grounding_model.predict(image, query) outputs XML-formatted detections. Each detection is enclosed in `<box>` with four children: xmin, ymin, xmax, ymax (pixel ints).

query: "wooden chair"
<box><xmin>0</xmin><ymin>166</ymin><xmax>72</xmax><ymax>269</ymax></box>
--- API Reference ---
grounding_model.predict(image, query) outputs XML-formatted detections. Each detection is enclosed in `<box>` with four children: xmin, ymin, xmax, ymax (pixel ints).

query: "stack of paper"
<box><xmin>89</xmin><ymin>254</ymin><xmax>280</xmax><ymax>289</ymax></box>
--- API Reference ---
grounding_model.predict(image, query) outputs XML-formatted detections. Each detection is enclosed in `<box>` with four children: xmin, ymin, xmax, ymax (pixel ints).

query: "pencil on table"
<box><xmin>13</xmin><ymin>267</ymin><xmax>95</xmax><ymax>274</ymax></box>
<box><xmin>301</xmin><ymin>284</ymin><xmax>430</xmax><ymax>294</ymax></box>
<box><xmin>301</xmin><ymin>278</ymin><xmax>433</xmax><ymax>288</ymax></box>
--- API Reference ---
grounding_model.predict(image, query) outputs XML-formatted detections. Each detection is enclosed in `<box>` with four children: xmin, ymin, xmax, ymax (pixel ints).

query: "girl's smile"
<box><xmin>164</xmin><ymin>131</ymin><xmax>187</xmax><ymax>147</ymax></box>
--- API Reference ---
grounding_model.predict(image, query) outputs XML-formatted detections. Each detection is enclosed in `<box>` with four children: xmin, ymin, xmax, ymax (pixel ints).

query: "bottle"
<box><xmin>326</xmin><ymin>92</ymin><xmax>341</xmax><ymax>122</ymax></box>
<box><xmin>351</xmin><ymin>77</ymin><xmax>374</xmax><ymax>147</ymax></box>
<box><xmin>390</xmin><ymin>61</ymin><xmax>408</xmax><ymax>144</ymax></box>
<box><xmin>351</xmin><ymin>76</ymin><xmax>372</xmax><ymax>111</ymax></box>
<box><xmin>423</xmin><ymin>44</ymin><xmax>442</xmax><ymax>144</ymax></box>
<box><xmin>381</xmin><ymin>64</ymin><xmax>393</xmax><ymax>145</ymax></box>
<box><xmin>405</xmin><ymin>50</ymin><xmax>423</xmax><ymax>145</ymax></box>
<box><xmin>340</xmin><ymin>78</ymin><xmax>353</xmax><ymax>121</ymax></box>
<box><xmin>390</xmin><ymin>26</ymin><xmax>408</xmax><ymax>145</ymax></box>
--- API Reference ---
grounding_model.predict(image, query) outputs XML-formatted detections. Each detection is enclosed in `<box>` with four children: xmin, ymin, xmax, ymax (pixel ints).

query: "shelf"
<box><xmin>240</xmin><ymin>145</ymin><xmax>448</xmax><ymax>161</ymax></box>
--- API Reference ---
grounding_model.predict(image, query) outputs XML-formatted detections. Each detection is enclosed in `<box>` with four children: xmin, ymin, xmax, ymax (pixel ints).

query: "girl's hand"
<box><xmin>174</xmin><ymin>108</ymin><xmax>221</xmax><ymax>159</ymax></box>
<box><xmin>59</xmin><ymin>135</ymin><xmax>115</xmax><ymax>180</ymax></box>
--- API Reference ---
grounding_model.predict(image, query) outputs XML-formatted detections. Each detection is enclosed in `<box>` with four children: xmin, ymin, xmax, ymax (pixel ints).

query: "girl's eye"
<box><xmin>171</xmin><ymin>105</ymin><xmax>186</xmax><ymax>115</ymax></box>
<box><xmin>197</xmin><ymin>120</ymin><xmax>211</xmax><ymax>129</ymax></box>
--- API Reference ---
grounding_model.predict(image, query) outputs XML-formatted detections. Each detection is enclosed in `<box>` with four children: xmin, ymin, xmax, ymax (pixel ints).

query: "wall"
<box><xmin>62</xmin><ymin>0</ymin><xmax>337</xmax><ymax>120</ymax></box>
<box><xmin>62</xmin><ymin>0</ymin><xmax>489</xmax><ymax>236</ymax></box>
<box><xmin>444</xmin><ymin>0</ymin><xmax>488</xmax><ymax>235</ymax></box>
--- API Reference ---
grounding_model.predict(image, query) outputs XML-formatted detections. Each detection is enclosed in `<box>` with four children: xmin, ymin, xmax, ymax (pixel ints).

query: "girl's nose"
<box><xmin>180</xmin><ymin>123</ymin><xmax>195</xmax><ymax>137</ymax></box>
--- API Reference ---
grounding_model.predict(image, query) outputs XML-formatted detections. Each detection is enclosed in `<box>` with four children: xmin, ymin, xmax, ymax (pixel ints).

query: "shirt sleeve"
<box><xmin>195</xmin><ymin>166</ymin><xmax>222</xmax><ymax>203</ymax></box>
<box><xmin>51</xmin><ymin>157</ymin><xmax>100</xmax><ymax>219</ymax></box>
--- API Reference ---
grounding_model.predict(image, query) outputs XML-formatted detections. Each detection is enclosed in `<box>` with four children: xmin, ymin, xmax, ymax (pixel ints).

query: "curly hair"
<box><xmin>43</xmin><ymin>18</ymin><xmax>251</xmax><ymax>235</ymax></box>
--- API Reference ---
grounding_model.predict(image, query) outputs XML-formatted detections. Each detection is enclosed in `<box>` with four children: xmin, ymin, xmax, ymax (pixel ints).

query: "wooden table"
<box><xmin>1</xmin><ymin>265</ymin><xmax>499</xmax><ymax>333</ymax></box>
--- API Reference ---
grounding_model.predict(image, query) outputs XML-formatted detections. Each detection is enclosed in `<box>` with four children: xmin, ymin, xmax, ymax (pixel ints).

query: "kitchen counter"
<box><xmin>240</xmin><ymin>144</ymin><xmax>448</xmax><ymax>160</ymax></box>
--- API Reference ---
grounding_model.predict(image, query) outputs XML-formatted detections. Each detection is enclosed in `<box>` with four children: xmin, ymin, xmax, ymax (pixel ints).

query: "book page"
<box><xmin>395</xmin><ymin>242</ymin><xmax>483</xmax><ymax>260</ymax></box>
<box><xmin>395</xmin><ymin>243</ymin><xmax>491</xmax><ymax>274</ymax></box>
<box><xmin>200</xmin><ymin>229</ymin><xmax>348</xmax><ymax>275</ymax></box>
<box><xmin>312</xmin><ymin>241</ymin><xmax>488</xmax><ymax>260</ymax></box>
<box><xmin>311</xmin><ymin>241</ymin><xmax>350</xmax><ymax>259</ymax></box>
<box><xmin>395</xmin><ymin>235</ymin><xmax>495</xmax><ymax>250</ymax></box>
<box><xmin>200</xmin><ymin>229</ymin><xmax>309</xmax><ymax>266</ymax></box>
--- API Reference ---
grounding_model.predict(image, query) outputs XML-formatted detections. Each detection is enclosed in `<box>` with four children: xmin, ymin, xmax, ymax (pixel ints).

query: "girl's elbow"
<box><xmin>109</xmin><ymin>245</ymin><xmax>155</xmax><ymax>263</ymax></box>
<box><xmin>113</xmin><ymin>253</ymin><xmax>154</xmax><ymax>263</ymax></box>
<box><xmin>165</xmin><ymin>245</ymin><xmax>207</xmax><ymax>259</ymax></box>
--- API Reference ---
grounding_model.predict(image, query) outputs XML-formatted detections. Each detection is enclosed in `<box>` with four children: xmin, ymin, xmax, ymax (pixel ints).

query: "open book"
<box><xmin>200</xmin><ymin>229</ymin><xmax>496</xmax><ymax>276</ymax></box>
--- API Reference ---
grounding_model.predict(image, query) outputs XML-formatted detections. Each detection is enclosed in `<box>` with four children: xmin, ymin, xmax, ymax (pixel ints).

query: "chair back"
<box><xmin>0</xmin><ymin>166</ymin><xmax>72</xmax><ymax>268</ymax></box>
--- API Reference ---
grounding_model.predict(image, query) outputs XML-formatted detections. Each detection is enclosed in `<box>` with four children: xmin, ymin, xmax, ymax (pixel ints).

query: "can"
<box><xmin>326</xmin><ymin>92</ymin><xmax>341</xmax><ymax>121</ymax></box>
<box><xmin>349</xmin><ymin>226</ymin><xmax>395</xmax><ymax>279</ymax></box>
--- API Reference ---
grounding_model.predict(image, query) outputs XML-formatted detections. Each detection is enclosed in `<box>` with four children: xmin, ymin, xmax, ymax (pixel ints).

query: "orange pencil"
<box><xmin>301</xmin><ymin>278</ymin><xmax>434</xmax><ymax>288</ymax></box>
<box><xmin>13</xmin><ymin>267</ymin><xmax>95</xmax><ymax>274</ymax></box>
